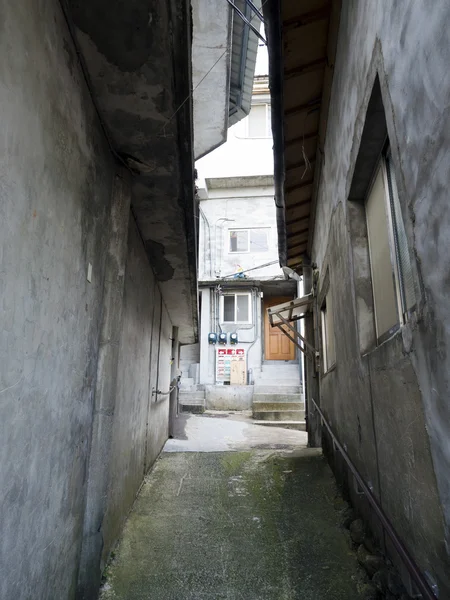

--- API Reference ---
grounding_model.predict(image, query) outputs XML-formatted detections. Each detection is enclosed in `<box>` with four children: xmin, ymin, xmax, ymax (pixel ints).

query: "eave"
<box><xmin>264</xmin><ymin>0</ymin><xmax>341</xmax><ymax>271</ymax></box>
<box><xmin>63</xmin><ymin>0</ymin><xmax>198</xmax><ymax>343</ymax></box>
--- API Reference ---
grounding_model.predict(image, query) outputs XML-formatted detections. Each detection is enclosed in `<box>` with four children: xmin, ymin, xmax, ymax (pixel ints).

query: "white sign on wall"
<box><xmin>216</xmin><ymin>348</ymin><xmax>246</xmax><ymax>383</ymax></box>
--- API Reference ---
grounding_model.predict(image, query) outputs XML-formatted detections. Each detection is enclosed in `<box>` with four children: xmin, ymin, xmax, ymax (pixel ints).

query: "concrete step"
<box><xmin>252</xmin><ymin>409</ymin><xmax>305</xmax><ymax>421</ymax></box>
<box><xmin>256</xmin><ymin>375</ymin><xmax>301</xmax><ymax>385</ymax></box>
<box><xmin>253</xmin><ymin>385</ymin><xmax>301</xmax><ymax>394</ymax></box>
<box><xmin>179</xmin><ymin>392</ymin><xmax>205</xmax><ymax>404</ymax></box>
<box><xmin>180</xmin><ymin>377</ymin><xmax>194</xmax><ymax>389</ymax></box>
<box><xmin>180</xmin><ymin>404</ymin><xmax>205</xmax><ymax>414</ymax></box>
<box><xmin>179</xmin><ymin>391</ymin><xmax>205</xmax><ymax>414</ymax></box>
<box><xmin>252</xmin><ymin>401</ymin><xmax>304</xmax><ymax>412</ymax></box>
<box><xmin>252</xmin><ymin>393</ymin><xmax>303</xmax><ymax>403</ymax></box>
<box><xmin>179</xmin><ymin>383</ymin><xmax>205</xmax><ymax>392</ymax></box>
<box><xmin>253</xmin><ymin>420</ymin><xmax>306</xmax><ymax>431</ymax></box>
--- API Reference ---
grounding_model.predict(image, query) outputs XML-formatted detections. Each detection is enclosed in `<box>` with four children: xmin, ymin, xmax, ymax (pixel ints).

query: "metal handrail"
<box><xmin>310</xmin><ymin>397</ymin><xmax>437</xmax><ymax>600</ymax></box>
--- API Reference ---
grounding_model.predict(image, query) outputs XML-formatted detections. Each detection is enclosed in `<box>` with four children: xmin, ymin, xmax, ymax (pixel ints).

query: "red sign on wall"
<box><xmin>216</xmin><ymin>347</ymin><xmax>246</xmax><ymax>382</ymax></box>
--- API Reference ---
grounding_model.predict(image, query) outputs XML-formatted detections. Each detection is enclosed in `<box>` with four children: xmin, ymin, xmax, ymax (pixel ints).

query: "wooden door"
<box><xmin>264</xmin><ymin>297</ymin><xmax>296</xmax><ymax>360</ymax></box>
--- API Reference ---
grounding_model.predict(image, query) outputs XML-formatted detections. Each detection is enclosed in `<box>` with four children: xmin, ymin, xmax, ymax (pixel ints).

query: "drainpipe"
<box><xmin>199</xmin><ymin>205</ymin><xmax>211</xmax><ymax>278</ymax></box>
<box><xmin>242</xmin><ymin>288</ymin><xmax>259</xmax><ymax>382</ymax></box>
<box><xmin>264</xmin><ymin>0</ymin><xmax>286</xmax><ymax>266</ymax></box>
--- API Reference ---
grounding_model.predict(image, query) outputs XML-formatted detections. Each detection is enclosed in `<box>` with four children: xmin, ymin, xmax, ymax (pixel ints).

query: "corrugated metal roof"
<box><xmin>228</xmin><ymin>0</ymin><xmax>262</xmax><ymax>126</ymax></box>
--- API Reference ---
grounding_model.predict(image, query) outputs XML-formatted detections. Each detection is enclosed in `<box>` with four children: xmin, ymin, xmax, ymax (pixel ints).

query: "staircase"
<box><xmin>178</xmin><ymin>378</ymin><xmax>205</xmax><ymax>413</ymax></box>
<box><xmin>251</xmin><ymin>364</ymin><xmax>305</xmax><ymax>430</ymax></box>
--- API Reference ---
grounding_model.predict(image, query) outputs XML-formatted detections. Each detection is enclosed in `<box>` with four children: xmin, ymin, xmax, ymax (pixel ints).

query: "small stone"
<box><xmin>350</xmin><ymin>518</ymin><xmax>365</xmax><ymax>544</ymax></box>
<box><xmin>387</xmin><ymin>570</ymin><xmax>405</xmax><ymax>596</ymax></box>
<box><xmin>342</xmin><ymin>528</ymin><xmax>354</xmax><ymax>550</ymax></box>
<box><xmin>341</xmin><ymin>506</ymin><xmax>356</xmax><ymax>529</ymax></box>
<box><xmin>362</xmin><ymin>536</ymin><xmax>378</xmax><ymax>555</ymax></box>
<box><xmin>357</xmin><ymin>545</ymin><xmax>385</xmax><ymax>577</ymax></box>
<box><xmin>357</xmin><ymin>583</ymin><xmax>378</xmax><ymax>600</ymax></box>
<box><xmin>372</xmin><ymin>569</ymin><xmax>389</xmax><ymax>593</ymax></box>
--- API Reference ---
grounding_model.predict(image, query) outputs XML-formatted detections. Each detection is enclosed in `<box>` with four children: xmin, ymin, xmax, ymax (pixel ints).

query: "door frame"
<box><xmin>262</xmin><ymin>295</ymin><xmax>297</xmax><ymax>362</ymax></box>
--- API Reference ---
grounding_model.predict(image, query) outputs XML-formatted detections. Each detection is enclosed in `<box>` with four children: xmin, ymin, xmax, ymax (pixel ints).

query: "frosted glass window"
<box><xmin>229</xmin><ymin>229</ymin><xmax>269</xmax><ymax>253</ymax></box>
<box><xmin>321</xmin><ymin>291</ymin><xmax>336</xmax><ymax>372</ymax></box>
<box><xmin>230</xmin><ymin>230</ymin><xmax>249</xmax><ymax>252</ymax></box>
<box><xmin>236</xmin><ymin>295</ymin><xmax>249</xmax><ymax>322</ymax></box>
<box><xmin>250</xmin><ymin>229</ymin><xmax>269</xmax><ymax>252</ymax></box>
<box><xmin>221</xmin><ymin>294</ymin><xmax>251</xmax><ymax>323</ymax></box>
<box><xmin>223</xmin><ymin>296</ymin><xmax>235</xmax><ymax>322</ymax></box>
<box><xmin>366</xmin><ymin>164</ymin><xmax>399</xmax><ymax>339</ymax></box>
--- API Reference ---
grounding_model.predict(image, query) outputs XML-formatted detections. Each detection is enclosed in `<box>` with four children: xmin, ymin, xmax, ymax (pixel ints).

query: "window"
<box><xmin>246</xmin><ymin>103</ymin><xmax>271</xmax><ymax>138</ymax></box>
<box><xmin>321</xmin><ymin>292</ymin><xmax>336</xmax><ymax>372</ymax></box>
<box><xmin>365</xmin><ymin>149</ymin><xmax>415</xmax><ymax>343</ymax></box>
<box><xmin>229</xmin><ymin>229</ymin><xmax>269</xmax><ymax>253</ymax></box>
<box><xmin>221</xmin><ymin>294</ymin><xmax>251</xmax><ymax>323</ymax></box>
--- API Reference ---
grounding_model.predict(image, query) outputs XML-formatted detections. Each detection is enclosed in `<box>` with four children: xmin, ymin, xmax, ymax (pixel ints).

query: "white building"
<box><xmin>181</xmin><ymin>48</ymin><xmax>304</xmax><ymax>415</ymax></box>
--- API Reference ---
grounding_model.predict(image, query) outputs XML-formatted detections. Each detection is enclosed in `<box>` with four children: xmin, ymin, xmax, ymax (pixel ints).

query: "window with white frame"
<box><xmin>365</xmin><ymin>147</ymin><xmax>416</xmax><ymax>343</ymax></box>
<box><xmin>244</xmin><ymin>103</ymin><xmax>271</xmax><ymax>138</ymax></box>
<box><xmin>221</xmin><ymin>293</ymin><xmax>251</xmax><ymax>323</ymax></box>
<box><xmin>229</xmin><ymin>228</ymin><xmax>269</xmax><ymax>253</ymax></box>
<box><xmin>321</xmin><ymin>290</ymin><xmax>336</xmax><ymax>373</ymax></box>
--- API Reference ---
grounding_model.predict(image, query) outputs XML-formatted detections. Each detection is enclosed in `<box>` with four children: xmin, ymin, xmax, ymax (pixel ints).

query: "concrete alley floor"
<box><xmin>100</xmin><ymin>413</ymin><xmax>370</xmax><ymax>600</ymax></box>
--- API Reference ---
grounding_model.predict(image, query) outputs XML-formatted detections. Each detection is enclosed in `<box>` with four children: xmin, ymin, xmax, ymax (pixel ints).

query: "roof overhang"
<box><xmin>192</xmin><ymin>0</ymin><xmax>263</xmax><ymax>160</ymax></box>
<box><xmin>64</xmin><ymin>0</ymin><xmax>197</xmax><ymax>343</ymax></box>
<box><xmin>264</xmin><ymin>0</ymin><xmax>341</xmax><ymax>271</ymax></box>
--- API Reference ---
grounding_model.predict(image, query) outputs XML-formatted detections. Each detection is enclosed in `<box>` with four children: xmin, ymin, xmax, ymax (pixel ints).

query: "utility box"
<box><xmin>216</xmin><ymin>347</ymin><xmax>246</xmax><ymax>384</ymax></box>
<box><xmin>230</xmin><ymin>359</ymin><xmax>246</xmax><ymax>385</ymax></box>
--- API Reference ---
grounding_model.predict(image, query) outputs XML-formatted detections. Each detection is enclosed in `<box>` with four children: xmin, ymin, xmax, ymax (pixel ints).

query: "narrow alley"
<box><xmin>2</xmin><ymin>1</ymin><xmax>450</xmax><ymax>599</ymax></box>
<box><xmin>99</xmin><ymin>414</ymin><xmax>371</xmax><ymax>600</ymax></box>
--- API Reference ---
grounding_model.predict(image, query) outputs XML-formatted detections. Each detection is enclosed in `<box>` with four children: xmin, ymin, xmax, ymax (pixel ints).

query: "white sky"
<box><xmin>255</xmin><ymin>43</ymin><xmax>268</xmax><ymax>77</ymax></box>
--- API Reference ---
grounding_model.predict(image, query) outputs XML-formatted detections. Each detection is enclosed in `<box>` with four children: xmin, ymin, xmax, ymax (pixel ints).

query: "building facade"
<box><xmin>265</xmin><ymin>0</ymin><xmax>450</xmax><ymax>596</ymax></box>
<box><xmin>180</xmin><ymin>65</ymin><xmax>303</xmax><ymax>412</ymax></box>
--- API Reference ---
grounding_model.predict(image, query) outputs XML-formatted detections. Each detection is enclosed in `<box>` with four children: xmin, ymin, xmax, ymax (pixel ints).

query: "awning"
<box><xmin>267</xmin><ymin>295</ymin><xmax>319</xmax><ymax>368</ymax></box>
<box><xmin>267</xmin><ymin>294</ymin><xmax>312</xmax><ymax>325</ymax></box>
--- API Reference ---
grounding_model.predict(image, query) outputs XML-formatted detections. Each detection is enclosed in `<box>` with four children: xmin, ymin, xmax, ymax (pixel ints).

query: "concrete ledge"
<box><xmin>253</xmin><ymin>420</ymin><xmax>306</xmax><ymax>431</ymax></box>
<box><xmin>180</xmin><ymin>404</ymin><xmax>205</xmax><ymax>414</ymax></box>
<box><xmin>252</xmin><ymin>401</ymin><xmax>304</xmax><ymax>411</ymax></box>
<box><xmin>252</xmin><ymin>410</ymin><xmax>305</xmax><ymax>421</ymax></box>
<box><xmin>205</xmin><ymin>385</ymin><xmax>254</xmax><ymax>411</ymax></box>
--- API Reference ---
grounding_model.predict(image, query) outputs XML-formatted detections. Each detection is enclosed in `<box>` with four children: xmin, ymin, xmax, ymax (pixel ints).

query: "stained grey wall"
<box><xmin>102</xmin><ymin>218</ymin><xmax>161</xmax><ymax>566</ymax></box>
<box><xmin>308</xmin><ymin>1</ymin><xmax>450</xmax><ymax>594</ymax></box>
<box><xmin>0</xmin><ymin>2</ymin><xmax>113</xmax><ymax>598</ymax></box>
<box><xmin>0</xmin><ymin>2</ymin><xmax>177</xmax><ymax>598</ymax></box>
<box><xmin>198</xmin><ymin>187</ymin><xmax>280</xmax><ymax>280</ymax></box>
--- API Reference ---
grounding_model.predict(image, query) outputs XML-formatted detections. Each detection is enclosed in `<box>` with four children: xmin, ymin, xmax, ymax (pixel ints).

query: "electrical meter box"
<box><xmin>216</xmin><ymin>348</ymin><xmax>246</xmax><ymax>384</ymax></box>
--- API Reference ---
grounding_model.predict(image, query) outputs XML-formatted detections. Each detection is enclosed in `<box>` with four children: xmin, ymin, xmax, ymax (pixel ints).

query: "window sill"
<box><xmin>321</xmin><ymin>363</ymin><xmax>336</xmax><ymax>378</ymax></box>
<box><xmin>361</xmin><ymin>313</ymin><xmax>417</xmax><ymax>358</ymax></box>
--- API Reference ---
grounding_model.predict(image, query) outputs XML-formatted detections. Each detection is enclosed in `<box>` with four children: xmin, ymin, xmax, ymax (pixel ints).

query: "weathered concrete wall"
<box><xmin>205</xmin><ymin>385</ymin><xmax>254</xmax><ymax>410</ymax></box>
<box><xmin>198</xmin><ymin>186</ymin><xmax>279</xmax><ymax>280</ymax></box>
<box><xmin>0</xmin><ymin>3</ymin><xmax>179</xmax><ymax>598</ymax></box>
<box><xmin>102</xmin><ymin>218</ymin><xmax>158</xmax><ymax>565</ymax></box>
<box><xmin>0</xmin><ymin>2</ymin><xmax>114</xmax><ymax>599</ymax></box>
<box><xmin>308</xmin><ymin>1</ymin><xmax>450</xmax><ymax>594</ymax></box>
<box><xmin>146</xmin><ymin>299</ymin><xmax>173</xmax><ymax>467</ymax></box>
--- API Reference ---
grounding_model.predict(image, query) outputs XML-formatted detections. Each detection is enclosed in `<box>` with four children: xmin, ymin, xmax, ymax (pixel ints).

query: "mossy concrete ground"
<box><xmin>100</xmin><ymin>446</ymin><xmax>369</xmax><ymax>599</ymax></box>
